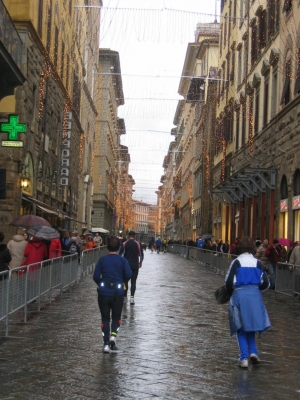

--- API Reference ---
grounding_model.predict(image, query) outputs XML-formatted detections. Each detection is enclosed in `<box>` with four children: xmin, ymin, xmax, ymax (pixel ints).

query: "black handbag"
<box><xmin>215</xmin><ymin>285</ymin><xmax>233</xmax><ymax>304</ymax></box>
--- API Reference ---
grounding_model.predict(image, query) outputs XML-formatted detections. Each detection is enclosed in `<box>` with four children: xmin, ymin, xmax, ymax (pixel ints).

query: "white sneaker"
<box><xmin>109</xmin><ymin>336</ymin><xmax>118</xmax><ymax>351</ymax></box>
<box><xmin>130</xmin><ymin>297</ymin><xmax>135</xmax><ymax>305</ymax></box>
<box><xmin>103</xmin><ymin>344</ymin><xmax>110</xmax><ymax>353</ymax></box>
<box><xmin>250</xmin><ymin>354</ymin><xmax>261</xmax><ymax>365</ymax></box>
<box><xmin>239</xmin><ymin>359</ymin><xmax>248</xmax><ymax>368</ymax></box>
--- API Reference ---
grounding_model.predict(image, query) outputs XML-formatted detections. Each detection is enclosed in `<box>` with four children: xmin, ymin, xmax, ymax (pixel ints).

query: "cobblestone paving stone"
<box><xmin>1</xmin><ymin>251</ymin><xmax>300</xmax><ymax>399</ymax></box>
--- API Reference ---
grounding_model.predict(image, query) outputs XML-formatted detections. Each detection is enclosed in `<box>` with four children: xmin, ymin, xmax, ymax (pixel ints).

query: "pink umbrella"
<box><xmin>278</xmin><ymin>238</ymin><xmax>294</xmax><ymax>247</ymax></box>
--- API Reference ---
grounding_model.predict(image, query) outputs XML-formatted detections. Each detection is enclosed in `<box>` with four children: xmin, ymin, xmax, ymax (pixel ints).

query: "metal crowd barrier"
<box><xmin>169</xmin><ymin>245</ymin><xmax>300</xmax><ymax>301</ymax></box>
<box><xmin>80</xmin><ymin>245</ymin><xmax>109</xmax><ymax>275</ymax></box>
<box><xmin>168</xmin><ymin>245</ymin><xmax>236</xmax><ymax>277</ymax></box>
<box><xmin>276</xmin><ymin>262</ymin><xmax>300</xmax><ymax>301</ymax></box>
<box><xmin>0</xmin><ymin>246</ymin><xmax>109</xmax><ymax>337</ymax></box>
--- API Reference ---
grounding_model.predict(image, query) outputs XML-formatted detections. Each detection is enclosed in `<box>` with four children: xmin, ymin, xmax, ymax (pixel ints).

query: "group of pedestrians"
<box><xmin>0</xmin><ymin>228</ymin><xmax>103</xmax><ymax>277</ymax></box>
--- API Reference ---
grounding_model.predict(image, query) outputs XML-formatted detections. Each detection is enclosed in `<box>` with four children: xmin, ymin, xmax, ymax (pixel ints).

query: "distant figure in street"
<box><xmin>61</xmin><ymin>231</ymin><xmax>71</xmax><ymax>252</ymax></box>
<box><xmin>197</xmin><ymin>236</ymin><xmax>204</xmax><ymax>249</ymax></box>
<box><xmin>148</xmin><ymin>237</ymin><xmax>155</xmax><ymax>253</ymax></box>
<box><xmin>93</xmin><ymin>235</ymin><xmax>132</xmax><ymax>353</ymax></box>
<box><xmin>221</xmin><ymin>240</ymin><xmax>230</xmax><ymax>254</ymax></box>
<box><xmin>0</xmin><ymin>232</ymin><xmax>12</xmax><ymax>279</ymax></box>
<box><xmin>225</xmin><ymin>236</ymin><xmax>270</xmax><ymax>368</ymax></box>
<box><xmin>85</xmin><ymin>235</ymin><xmax>95</xmax><ymax>250</ymax></box>
<box><xmin>265</xmin><ymin>239</ymin><xmax>282</xmax><ymax>290</ymax></box>
<box><xmin>155</xmin><ymin>236</ymin><xmax>162</xmax><ymax>254</ymax></box>
<box><xmin>255</xmin><ymin>239</ymin><xmax>269</xmax><ymax>270</ymax></box>
<box><xmin>162</xmin><ymin>237</ymin><xmax>167</xmax><ymax>253</ymax></box>
<box><xmin>230</xmin><ymin>238</ymin><xmax>240</xmax><ymax>255</ymax></box>
<box><xmin>119</xmin><ymin>231</ymin><xmax>143</xmax><ymax>305</ymax></box>
<box><xmin>93</xmin><ymin>233</ymin><xmax>102</xmax><ymax>247</ymax></box>
<box><xmin>7</xmin><ymin>228</ymin><xmax>27</xmax><ymax>269</ymax></box>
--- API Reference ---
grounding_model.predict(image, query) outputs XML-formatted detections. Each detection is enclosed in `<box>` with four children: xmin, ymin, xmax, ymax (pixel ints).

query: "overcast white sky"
<box><xmin>100</xmin><ymin>0</ymin><xmax>219</xmax><ymax>204</ymax></box>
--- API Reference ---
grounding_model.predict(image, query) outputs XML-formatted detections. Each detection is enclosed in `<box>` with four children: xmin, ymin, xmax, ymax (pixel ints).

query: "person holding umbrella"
<box><xmin>21</xmin><ymin>237</ymin><xmax>48</xmax><ymax>267</ymax></box>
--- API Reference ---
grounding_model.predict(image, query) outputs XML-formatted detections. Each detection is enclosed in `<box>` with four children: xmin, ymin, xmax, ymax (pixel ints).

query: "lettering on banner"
<box><xmin>60</xmin><ymin>111</ymin><xmax>72</xmax><ymax>186</ymax></box>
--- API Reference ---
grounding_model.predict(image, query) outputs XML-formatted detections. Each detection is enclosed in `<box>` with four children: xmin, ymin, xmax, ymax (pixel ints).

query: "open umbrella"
<box><xmin>9</xmin><ymin>215</ymin><xmax>52</xmax><ymax>229</ymax></box>
<box><xmin>202</xmin><ymin>233</ymin><xmax>214</xmax><ymax>240</ymax></box>
<box><xmin>27</xmin><ymin>225</ymin><xmax>60</xmax><ymax>240</ymax></box>
<box><xmin>278</xmin><ymin>238</ymin><xmax>294</xmax><ymax>247</ymax></box>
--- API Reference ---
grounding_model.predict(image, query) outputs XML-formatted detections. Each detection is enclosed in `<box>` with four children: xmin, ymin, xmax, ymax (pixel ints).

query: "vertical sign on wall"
<box><xmin>60</xmin><ymin>111</ymin><xmax>72</xmax><ymax>186</ymax></box>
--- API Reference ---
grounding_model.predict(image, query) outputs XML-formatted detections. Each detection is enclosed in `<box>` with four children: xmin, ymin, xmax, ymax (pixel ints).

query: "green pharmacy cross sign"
<box><xmin>1</xmin><ymin>114</ymin><xmax>26</xmax><ymax>147</ymax></box>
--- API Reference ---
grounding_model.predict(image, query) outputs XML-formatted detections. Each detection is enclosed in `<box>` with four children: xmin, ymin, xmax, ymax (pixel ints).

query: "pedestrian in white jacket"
<box><xmin>7</xmin><ymin>229</ymin><xmax>27</xmax><ymax>269</ymax></box>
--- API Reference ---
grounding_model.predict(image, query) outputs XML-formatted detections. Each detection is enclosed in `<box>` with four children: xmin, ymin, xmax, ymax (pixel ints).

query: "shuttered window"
<box><xmin>280</xmin><ymin>60</ymin><xmax>291</xmax><ymax>105</ymax></box>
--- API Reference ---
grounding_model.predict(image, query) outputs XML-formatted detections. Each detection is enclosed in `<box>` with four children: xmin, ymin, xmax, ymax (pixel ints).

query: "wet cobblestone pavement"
<box><xmin>1</xmin><ymin>252</ymin><xmax>300</xmax><ymax>399</ymax></box>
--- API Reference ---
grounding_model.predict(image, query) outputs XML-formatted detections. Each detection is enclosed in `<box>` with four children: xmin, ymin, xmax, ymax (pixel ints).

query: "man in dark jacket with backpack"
<box><xmin>119</xmin><ymin>231</ymin><xmax>144</xmax><ymax>305</ymax></box>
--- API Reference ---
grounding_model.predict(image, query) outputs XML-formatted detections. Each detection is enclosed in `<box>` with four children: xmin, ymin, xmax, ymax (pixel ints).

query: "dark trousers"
<box><xmin>124</xmin><ymin>268</ymin><xmax>139</xmax><ymax>297</ymax></box>
<box><xmin>98</xmin><ymin>294</ymin><xmax>123</xmax><ymax>343</ymax></box>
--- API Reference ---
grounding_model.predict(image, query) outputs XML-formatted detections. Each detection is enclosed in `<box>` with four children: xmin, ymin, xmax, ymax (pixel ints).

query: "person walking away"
<box><xmin>93</xmin><ymin>236</ymin><xmax>132</xmax><ymax>353</ymax></box>
<box><xmin>119</xmin><ymin>231</ymin><xmax>143</xmax><ymax>305</ymax></box>
<box><xmin>148</xmin><ymin>237</ymin><xmax>155</xmax><ymax>253</ymax></box>
<box><xmin>255</xmin><ymin>239</ymin><xmax>269</xmax><ymax>271</ymax></box>
<box><xmin>155</xmin><ymin>236</ymin><xmax>162</xmax><ymax>254</ymax></box>
<box><xmin>93</xmin><ymin>232</ymin><xmax>102</xmax><ymax>247</ymax></box>
<box><xmin>225</xmin><ymin>236</ymin><xmax>270</xmax><ymax>368</ymax></box>
<box><xmin>265</xmin><ymin>239</ymin><xmax>282</xmax><ymax>290</ymax></box>
<box><xmin>162</xmin><ymin>237</ymin><xmax>167</xmax><ymax>253</ymax></box>
<box><xmin>49</xmin><ymin>237</ymin><xmax>62</xmax><ymax>259</ymax></box>
<box><xmin>7</xmin><ymin>228</ymin><xmax>27</xmax><ymax>269</ymax></box>
<box><xmin>0</xmin><ymin>232</ymin><xmax>12</xmax><ymax>280</ymax></box>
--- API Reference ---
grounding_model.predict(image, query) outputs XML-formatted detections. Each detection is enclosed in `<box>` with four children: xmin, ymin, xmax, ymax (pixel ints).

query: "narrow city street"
<box><xmin>1</xmin><ymin>251</ymin><xmax>300</xmax><ymax>399</ymax></box>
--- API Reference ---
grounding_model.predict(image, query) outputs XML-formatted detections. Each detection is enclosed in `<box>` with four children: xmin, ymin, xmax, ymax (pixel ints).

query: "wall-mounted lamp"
<box><xmin>19</xmin><ymin>163</ymin><xmax>30</xmax><ymax>189</ymax></box>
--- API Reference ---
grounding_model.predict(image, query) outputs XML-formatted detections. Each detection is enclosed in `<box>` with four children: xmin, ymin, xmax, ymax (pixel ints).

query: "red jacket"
<box><xmin>22</xmin><ymin>238</ymin><xmax>48</xmax><ymax>266</ymax></box>
<box><xmin>265</xmin><ymin>245</ymin><xmax>282</xmax><ymax>263</ymax></box>
<box><xmin>49</xmin><ymin>238</ymin><xmax>62</xmax><ymax>259</ymax></box>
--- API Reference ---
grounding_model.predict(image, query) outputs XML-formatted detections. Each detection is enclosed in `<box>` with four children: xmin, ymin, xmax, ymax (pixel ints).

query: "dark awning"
<box><xmin>211</xmin><ymin>165</ymin><xmax>276</xmax><ymax>206</ymax></box>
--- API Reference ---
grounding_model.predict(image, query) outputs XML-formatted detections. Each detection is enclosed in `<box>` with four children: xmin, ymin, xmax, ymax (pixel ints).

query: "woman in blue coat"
<box><xmin>225</xmin><ymin>236</ymin><xmax>270</xmax><ymax>368</ymax></box>
<box><xmin>93</xmin><ymin>235</ymin><xmax>132</xmax><ymax>353</ymax></box>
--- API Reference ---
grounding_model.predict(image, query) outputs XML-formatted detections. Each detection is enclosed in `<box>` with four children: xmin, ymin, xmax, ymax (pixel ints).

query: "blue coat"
<box><xmin>225</xmin><ymin>253</ymin><xmax>271</xmax><ymax>336</ymax></box>
<box><xmin>93</xmin><ymin>254</ymin><xmax>132</xmax><ymax>296</ymax></box>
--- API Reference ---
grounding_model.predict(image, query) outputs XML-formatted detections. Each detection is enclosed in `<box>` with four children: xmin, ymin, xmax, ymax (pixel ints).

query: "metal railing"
<box><xmin>0</xmin><ymin>246</ymin><xmax>109</xmax><ymax>337</ymax></box>
<box><xmin>169</xmin><ymin>245</ymin><xmax>300</xmax><ymax>301</ymax></box>
<box><xmin>169</xmin><ymin>244</ymin><xmax>236</xmax><ymax>277</ymax></box>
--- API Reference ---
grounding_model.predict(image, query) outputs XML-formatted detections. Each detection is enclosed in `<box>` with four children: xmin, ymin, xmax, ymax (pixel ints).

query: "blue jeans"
<box><xmin>237</xmin><ymin>330</ymin><xmax>257</xmax><ymax>360</ymax></box>
<box><xmin>267</xmin><ymin>262</ymin><xmax>277</xmax><ymax>287</ymax></box>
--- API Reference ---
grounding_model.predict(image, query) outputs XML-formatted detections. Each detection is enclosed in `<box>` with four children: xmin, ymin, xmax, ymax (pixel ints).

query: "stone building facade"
<box><xmin>92</xmin><ymin>48</ymin><xmax>127</xmax><ymax>234</ymax></box>
<box><xmin>212</xmin><ymin>0</ymin><xmax>300</xmax><ymax>243</ymax></box>
<box><xmin>0</xmin><ymin>0</ymin><xmax>102</xmax><ymax>238</ymax></box>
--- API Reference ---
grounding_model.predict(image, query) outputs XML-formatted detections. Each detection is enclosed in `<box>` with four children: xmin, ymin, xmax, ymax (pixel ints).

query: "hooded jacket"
<box><xmin>7</xmin><ymin>234</ymin><xmax>27</xmax><ymax>269</ymax></box>
<box><xmin>22</xmin><ymin>238</ymin><xmax>48</xmax><ymax>266</ymax></box>
<box><xmin>49</xmin><ymin>238</ymin><xmax>62</xmax><ymax>259</ymax></box>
